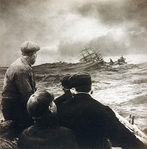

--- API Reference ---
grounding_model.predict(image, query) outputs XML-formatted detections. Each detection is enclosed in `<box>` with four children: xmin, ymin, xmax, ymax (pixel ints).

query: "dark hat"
<box><xmin>60</xmin><ymin>74</ymin><xmax>71</xmax><ymax>89</ymax></box>
<box><xmin>21</xmin><ymin>41</ymin><xmax>40</xmax><ymax>54</ymax></box>
<box><xmin>69</xmin><ymin>72</ymin><xmax>92</xmax><ymax>88</ymax></box>
<box><xmin>27</xmin><ymin>90</ymin><xmax>54</xmax><ymax>119</ymax></box>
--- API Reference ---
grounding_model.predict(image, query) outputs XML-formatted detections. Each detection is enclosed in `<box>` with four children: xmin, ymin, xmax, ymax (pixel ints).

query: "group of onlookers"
<box><xmin>0</xmin><ymin>41</ymin><xmax>146</xmax><ymax>149</ymax></box>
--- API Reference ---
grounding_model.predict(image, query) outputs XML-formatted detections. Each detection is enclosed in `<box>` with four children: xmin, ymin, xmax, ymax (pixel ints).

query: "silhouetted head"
<box><xmin>27</xmin><ymin>89</ymin><xmax>57</xmax><ymax>120</ymax></box>
<box><xmin>69</xmin><ymin>72</ymin><xmax>92</xmax><ymax>92</ymax></box>
<box><xmin>60</xmin><ymin>74</ymin><xmax>72</xmax><ymax>90</ymax></box>
<box><xmin>21</xmin><ymin>41</ymin><xmax>40</xmax><ymax>65</ymax></box>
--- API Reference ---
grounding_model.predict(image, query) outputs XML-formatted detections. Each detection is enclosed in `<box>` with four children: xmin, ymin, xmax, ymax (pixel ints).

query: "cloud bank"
<box><xmin>0</xmin><ymin>0</ymin><xmax>147</xmax><ymax>66</ymax></box>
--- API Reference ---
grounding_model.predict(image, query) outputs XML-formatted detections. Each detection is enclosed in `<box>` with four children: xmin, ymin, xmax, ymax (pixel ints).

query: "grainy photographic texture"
<box><xmin>0</xmin><ymin>0</ymin><xmax>147</xmax><ymax>148</ymax></box>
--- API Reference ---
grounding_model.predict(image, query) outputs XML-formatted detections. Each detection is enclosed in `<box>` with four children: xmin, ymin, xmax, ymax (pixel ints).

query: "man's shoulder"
<box><xmin>55</xmin><ymin>126</ymin><xmax>76</xmax><ymax>138</ymax></box>
<box><xmin>22</xmin><ymin>125</ymin><xmax>74</xmax><ymax>137</ymax></box>
<box><xmin>55</xmin><ymin>94</ymin><xmax>65</xmax><ymax>101</ymax></box>
<box><xmin>9</xmin><ymin>58</ymin><xmax>31</xmax><ymax>74</ymax></box>
<box><xmin>9</xmin><ymin>58</ymin><xmax>25</xmax><ymax>69</ymax></box>
<box><xmin>79</xmin><ymin>96</ymin><xmax>115</xmax><ymax>116</ymax></box>
<box><xmin>21</xmin><ymin>125</ymin><xmax>34</xmax><ymax>134</ymax></box>
<box><xmin>58</xmin><ymin>125</ymin><xmax>73</xmax><ymax>132</ymax></box>
<box><xmin>91</xmin><ymin>99</ymin><xmax>114</xmax><ymax>113</ymax></box>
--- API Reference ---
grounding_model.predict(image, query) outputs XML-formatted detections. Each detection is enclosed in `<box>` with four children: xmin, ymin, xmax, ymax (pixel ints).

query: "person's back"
<box><xmin>1</xmin><ymin>41</ymin><xmax>40</xmax><ymax>131</ymax></box>
<box><xmin>18</xmin><ymin>89</ymin><xmax>78</xmax><ymax>149</ymax></box>
<box><xmin>57</xmin><ymin>73</ymin><xmax>146</xmax><ymax>149</ymax></box>
<box><xmin>58</xmin><ymin>93</ymin><xmax>112</xmax><ymax>148</ymax></box>
<box><xmin>19</xmin><ymin>122</ymin><xmax>78</xmax><ymax>149</ymax></box>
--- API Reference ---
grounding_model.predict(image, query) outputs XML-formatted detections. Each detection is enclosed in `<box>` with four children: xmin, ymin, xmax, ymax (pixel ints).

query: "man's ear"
<box><xmin>49</xmin><ymin>101</ymin><xmax>57</xmax><ymax>114</ymax></box>
<box><xmin>70</xmin><ymin>88</ymin><xmax>76</xmax><ymax>95</ymax></box>
<box><xmin>48</xmin><ymin>105</ymin><xmax>53</xmax><ymax>113</ymax></box>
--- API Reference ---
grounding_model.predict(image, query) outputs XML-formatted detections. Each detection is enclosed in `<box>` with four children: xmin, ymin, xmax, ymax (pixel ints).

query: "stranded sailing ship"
<box><xmin>79</xmin><ymin>48</ymin><xmax>104</xmax><ymax>64</ymax></box>
<box><xmin>79</xmin><ymin>48</ymin><xmax>127</xmax><ymax>65</ymax></box>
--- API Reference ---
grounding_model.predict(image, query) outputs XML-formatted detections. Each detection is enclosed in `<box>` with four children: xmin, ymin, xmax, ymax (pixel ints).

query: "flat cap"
<box><xmin>69</xmin><ymin>72</ymin><xmax>92</xmax><ymax>88</ymax></box>
<box><xmin>21</xmin><ymin>41</ymin><xmax>40</xmax><ymax>54</ymax></box>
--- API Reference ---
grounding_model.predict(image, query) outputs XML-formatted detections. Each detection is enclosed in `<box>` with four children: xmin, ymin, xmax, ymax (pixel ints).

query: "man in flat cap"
<box><xmin>57</xmin><ymin>72</ymin><xmax>146</xmax><ymax>149</ymax></box>
<box><xmin>54</xmin><ymin>74</ymin><xmax>72</xmax><ymax>107</ymax></box>
<box><xmin>1</xmin><ymin>41</ymin><xmax>40</xmax><ymax>137</ymax></box>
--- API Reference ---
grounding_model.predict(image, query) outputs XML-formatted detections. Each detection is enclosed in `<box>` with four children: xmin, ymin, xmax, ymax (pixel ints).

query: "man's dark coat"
<box><xmin>2</xmin><ymin>57</ymin><xmax>35</xmax><ymax>127</ymax></box>
<box><xmin>18</xmin><ymin>116</ymin><xmax>78</xmax><ymax>149</ymax></box>
<box><xmin>54</xmin><ymin>90</ymin><xmax>72</xmax><ymax>107</ymax></box>
<box><xmin>57</xmin><ymin>93</ymin><xmax>145</xmax><ymax>149</ymax></box>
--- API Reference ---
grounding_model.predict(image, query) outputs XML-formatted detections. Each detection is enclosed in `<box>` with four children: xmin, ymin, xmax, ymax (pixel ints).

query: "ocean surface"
<box><xmin>91</xmin><ymin>54</ymin><xmax>147</xmax><ymax>134</ymax></box>
<box><xmin>0</xmin><ymin>53</ymin><xmax>147</xmax><ymax>135</ymax></box>
<box><xmin>91</xmin><ymin>62</ymin><xmax>147</xmax><ymax>134</ymax></box>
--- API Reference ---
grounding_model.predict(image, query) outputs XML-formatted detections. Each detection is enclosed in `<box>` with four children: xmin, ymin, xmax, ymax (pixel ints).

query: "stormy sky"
<box><xmin>0</xmin><ymin>0</ymin><xmax>147</xmax><ymax>66</ymax></box>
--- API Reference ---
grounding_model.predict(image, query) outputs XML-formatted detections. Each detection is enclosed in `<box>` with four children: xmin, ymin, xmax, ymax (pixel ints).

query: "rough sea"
<box><xmin>0</xmin><ymin>53</ymin><xmax>147</xmax><ymax>135</ymax></box>
<box><xmin>92</xmin><ymin>54</ymin><xmax>147</xmax><ymax>134</ymax></box>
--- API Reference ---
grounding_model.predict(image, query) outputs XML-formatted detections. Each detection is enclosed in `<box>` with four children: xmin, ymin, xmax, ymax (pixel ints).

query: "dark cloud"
<box><xmin>72</xmin><ymin>0</ymin><xmax>147</xmax><ymax>56</ymax></box>
<box><xmin>76</xmin><ymin>1</ymin><xmax>124</xmax><ymax>24</ymax></box>
<box><xmin>0</xmin><ymin>0</ymin><xmax>147</xmax><ymax>66</ymax></box>
<box><xmin>76</xmin><ymin>0</ymin><xmax>147</xmax><ymax>28</ymax></box>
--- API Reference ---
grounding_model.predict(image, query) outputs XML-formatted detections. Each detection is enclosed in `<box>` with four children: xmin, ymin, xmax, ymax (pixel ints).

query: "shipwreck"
<box><xmin>79</xmin><ymin>48</ymin><xmax>127</xmax><ymax>66</ymax></box>
<box><xmin>79</xmin><ymin>48</ymin><xmax>105</xmax><ymax>64</ymax></box>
